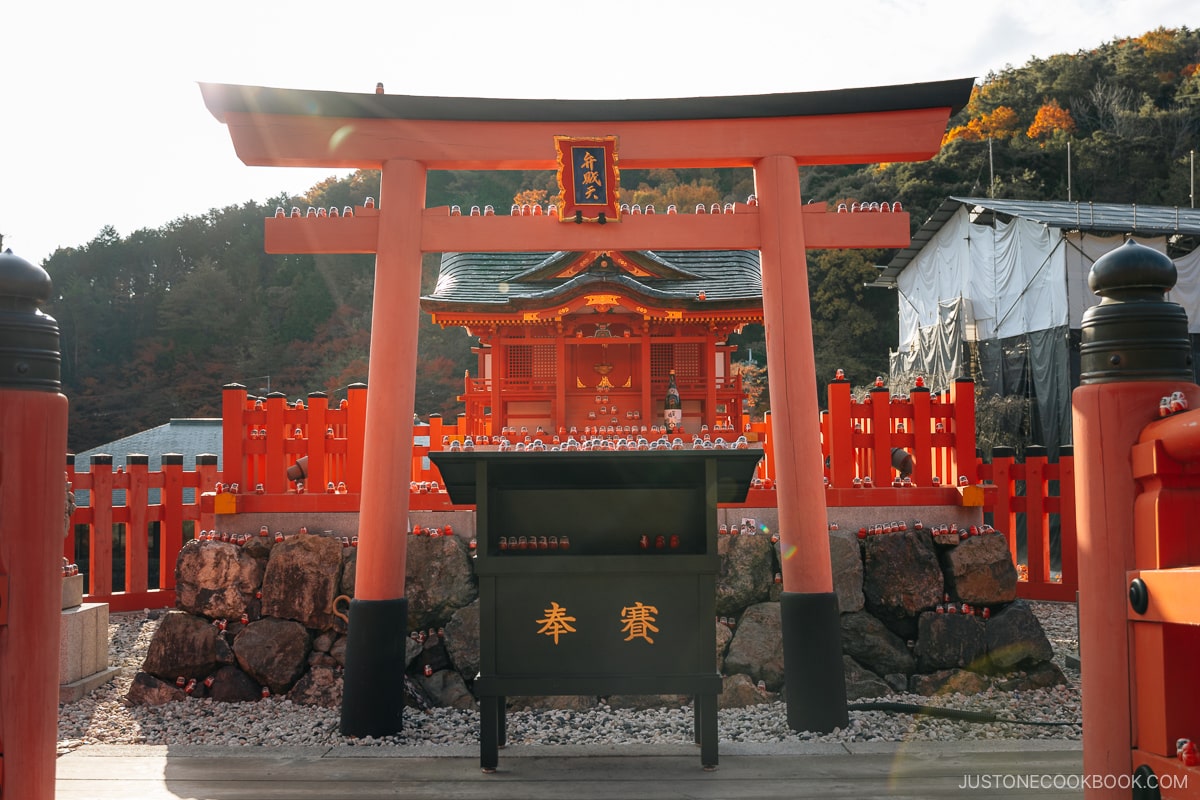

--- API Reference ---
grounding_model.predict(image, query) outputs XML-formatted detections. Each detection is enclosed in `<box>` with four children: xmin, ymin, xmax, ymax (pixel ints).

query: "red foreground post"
<box><xmin>0</xmin><ymin>249</ymin><xmax>69</xmax><ymax>800</ymax></box>
<box><xmin>1072</xmin><ymin>241</ymin><xmax>1198</xmax><ymax>798</ymax></box>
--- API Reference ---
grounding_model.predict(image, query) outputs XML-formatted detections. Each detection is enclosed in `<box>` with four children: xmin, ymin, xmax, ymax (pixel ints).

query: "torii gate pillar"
<box><xmin>338</xmin><ymin>159</ymin><xmax>426</xmax><ymax>736</ymax></box>
<box><xmin>200</xmin><ymin>78</ymin><xmax>973</xmax><ymax>737</ymax></box>
<box><xmin>755</xmin><ymin>154</ymin><xmax>845</xmax><ymax>729</ymax></box>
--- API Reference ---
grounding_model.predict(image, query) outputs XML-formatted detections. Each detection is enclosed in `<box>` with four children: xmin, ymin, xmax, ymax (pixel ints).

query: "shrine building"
<box><xmin>420</xmin><ymin>243</ymin><xmax>763</xmax><ymax>438</ymax></box>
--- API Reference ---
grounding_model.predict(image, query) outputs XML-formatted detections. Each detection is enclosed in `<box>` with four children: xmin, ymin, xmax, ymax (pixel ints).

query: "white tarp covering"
<box><xmin>890</xmin><ymin>205</ymin><xmax>1197</xmax><ymax>452</ymax></box>
<box><xmin>1166</xmin><ymin>245</ymin><xmax>1200</xmax><ymax>333</ymax></box>
<box><xmin>897</xmin><ymin>207</ymin><xmax>1068</xmax><ymax>345</ymax></box>
<box><xmin>1064</xmin><ymin>232</ymin><xmax>1169</xmax><ymax>328</ymax></box>
<box><xmin>897</xmin><ymin>206</ymin><xmax>1191</xmax><ymax>344</ymax></box>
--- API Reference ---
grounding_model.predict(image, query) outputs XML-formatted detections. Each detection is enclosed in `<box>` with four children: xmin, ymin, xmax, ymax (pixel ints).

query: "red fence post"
<box><xmin>1057</xmin><ymin>446</ymin><xmax>1077</xmax><ymax>596</ymax></box>
<box><xmin>263</xmin><ymin>393</ymin><xmax>289</xmax><ymax>493</ymax></box>
<box><xmin>221</xmin><ymin>384</ymin><xmax>247</xmax><ymax>489</ymax></box>
<box><xmin>125</xmin><ymin>454</ymin><xmax>150</xmax><ymax>595</ymax></box>
<box><xmin>160</xmin><ymin>454</ymin><xmax>184</xmax><ymax>591</ymax></box>
<box><xmin>0</xmin><ymin>249</ymin><xmax>70</xmax><ymax>799</ymax></box>
<box><xmin>345</xmin><ymin>383</ymin><xmax>367</xmax><ymax>493</ymax></box>
<box><xmin>64</xmin><ymin>453</ymin><xmax>77</xmax><ymax>562</ymax></box>
<box><xmin>826</xmin><ymin>378</ymin><xmax>854</xmax><ymax>487</ymax></box>
<box><xmin>762</xmin><ymin>412</ymin><xmax>775</xmax><ymax>484</ymax></box>
<box><xmin>950</xmin><ymin>378</ymin><xmax>978</xmax><ymax>485</ymax></box>
<box><xmin>194</xmin><ymin>454</ymin><xmax>219</xmax><ymax>538</ymax></box>
<box><xmin>989</xmin><ymin>446</ymin><xmax>1016</xmax><ymax>565</ymax></box>
<box><xmin>88</xmin><ymin>454</ymin><xmax>114</xmax><ymax>598</ymax></box>
<box><xmin>1023</xmin><ymin>445</ymin><xmax>1050</xmax><ymax>587</ymax></box>
<box><xmin>909</xmin><ymin>385</ymin><xmax>933</xmax><ymax>486</ymax></box>
<box><xmin>305</xmin><ymin>392</ymin><xmax>329</xmax><ymax>492</ymax></box>
<box><xmin>868</xmin><ymin>385</ymin><xmax>891</xmax><ymax>483</ymax></box>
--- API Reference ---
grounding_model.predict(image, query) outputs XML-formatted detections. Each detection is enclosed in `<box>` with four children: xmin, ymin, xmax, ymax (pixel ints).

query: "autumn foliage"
<box><xmin>1026</xmin><ymin>100</ymin><xmax>1076</xmax><ymax>139</ymax></box>
<box><xmin>943</xmin><ymin>106</ymin><xmax>1022</xmax><ymax>144</ymax></box>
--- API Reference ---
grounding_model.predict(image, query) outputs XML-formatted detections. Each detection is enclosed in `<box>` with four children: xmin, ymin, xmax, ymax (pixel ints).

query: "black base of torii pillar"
<box><xmin>340</xmin><ymin>598</ymin><xmax>409</xmax><ymax>736</ymax></box>
<box><xmin>780</xmin><ymin>592</ymin><xmax>848</xmax><ymax>732</ymax></box>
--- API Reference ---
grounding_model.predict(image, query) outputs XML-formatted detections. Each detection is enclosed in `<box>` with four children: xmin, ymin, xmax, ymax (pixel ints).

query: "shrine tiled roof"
<box><xmin>421</xmin><ymin>250</ymin><xmax>763</xmax><ymax>313</ymax></box>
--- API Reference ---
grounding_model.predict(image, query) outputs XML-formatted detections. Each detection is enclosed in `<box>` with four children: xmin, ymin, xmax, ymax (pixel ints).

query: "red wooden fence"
<box><xmin>65</xmin><ymin>453</ymin><xmax>218</xmax><ymax>611</ymax></box>
<box><xmin>68</xmin><ymin>379</ymin><xmax>1076</xmax><ymax>608</ymax></box>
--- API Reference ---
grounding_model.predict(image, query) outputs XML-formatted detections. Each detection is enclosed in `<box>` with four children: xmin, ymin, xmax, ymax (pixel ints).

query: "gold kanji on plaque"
<box><xmin>536</xmin><ymin>601</ymin><xmax>577</xmax><ymax>645</ymax></box>
<box><xmin>620</xmin><ymin>601</ymin><xmax>660</xmax><ymax>644</ymax></box>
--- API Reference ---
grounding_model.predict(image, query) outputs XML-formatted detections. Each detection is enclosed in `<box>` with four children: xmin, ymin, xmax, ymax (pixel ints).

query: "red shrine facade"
<box><xmin>421</xmin><ymin>244</ymin><xmax>763</xmax><ymax>438</ymax></box>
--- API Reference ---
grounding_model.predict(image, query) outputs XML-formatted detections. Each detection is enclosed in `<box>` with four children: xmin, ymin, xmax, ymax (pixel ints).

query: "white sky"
<box><xmin>3</xmin><ymin>0</ymin><xmax>1195</xmax><ymax>266</ymax></box>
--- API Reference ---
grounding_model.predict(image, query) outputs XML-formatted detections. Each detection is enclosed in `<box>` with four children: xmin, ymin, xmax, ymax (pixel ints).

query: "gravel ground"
<box><xmin>57</xmin><ymin>601</ymin><xmax>1081</xmax><ymax>753</ymax></box>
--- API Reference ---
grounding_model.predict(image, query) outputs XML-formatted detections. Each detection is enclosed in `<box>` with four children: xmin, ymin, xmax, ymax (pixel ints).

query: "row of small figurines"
<box><xmin>449</xmin><ymin>432</ymin><xmax>752</xmax><ymax>447</ymax></box>
<box><xmin>173</xmin><ymin>672</ymin><xmax>272</xmax><ymax>699</ymax></box>
<box><xmin>933</xmin><ymin>593</ymin><xmax>993</xmax><ymax>619</ymax></box>
<box><xmin>186</xmin><ymin>527</ymin><xmax>359</xmax><ymax>548</ymax></box>
<box><xmin>850</xmin><ymin>421</ymin><xmax>948</xmax><ymax>432</ymax></box>
<box><xmin>851</xmin><ymin>521</ymin><xmax>1000</xmax><ymax>540</ymax></box>
<box><xmin>445</xmin><ymin>198</ymin><xmax>760</xmax><ymax>217</ymax></box>
<box><xmin>840</xmin><ymin>475</ymin><xmax>971</xmax><ymax>487</ymax></box>
<box><xmin>213</xmin><ymin>481</ymin><xmax>350</xmax><ymax>494</ymax></box>
<box><xmin>491</xmin><ymin>439</ymin><xmax>754</xmax><ymax>453</ymax></box>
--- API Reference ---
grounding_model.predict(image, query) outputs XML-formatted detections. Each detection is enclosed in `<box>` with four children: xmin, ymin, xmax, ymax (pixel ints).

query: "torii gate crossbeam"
<box><xmin>202</xmin><ymin>78</ymin><xmax>973</xmax><ymax>738</ymax></box>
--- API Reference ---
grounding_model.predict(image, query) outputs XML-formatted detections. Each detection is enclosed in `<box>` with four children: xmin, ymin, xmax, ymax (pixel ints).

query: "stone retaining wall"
<box><xmin>129</xmin><ymin>507</ymin><xmax>1063</xmax><ymax>711</ymax></box>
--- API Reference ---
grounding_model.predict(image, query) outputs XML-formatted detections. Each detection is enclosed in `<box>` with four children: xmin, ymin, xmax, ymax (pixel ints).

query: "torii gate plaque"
<box><xmin>202</xmin><ymin>78</ymin><xmax>972</xmax><ymax>738</ymax></box>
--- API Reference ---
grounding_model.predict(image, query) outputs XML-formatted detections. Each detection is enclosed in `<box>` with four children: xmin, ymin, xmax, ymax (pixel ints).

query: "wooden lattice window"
<box><xmin>651</xmin><ymin>343</ymin><xmax>700</xmax><ymax>379</ymax></box>
<box><xmin>508</xmin><ymin>344</ymin><xmax>556</xmax><ymax>380</ymax></box>
<box><xmin>508</xmin><ymin>345</ymin><xmax>532</xmax><ymax>378</ymax></box>
<box><xmin>531</xmin><ymin>345</ymin><xmax>555</xmax><ymax>379</ymax></box>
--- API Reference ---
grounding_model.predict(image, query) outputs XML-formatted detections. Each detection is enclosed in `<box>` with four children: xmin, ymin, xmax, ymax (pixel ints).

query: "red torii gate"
<box><xmin>201</xmin><ymin>79</ymin><xmax>972</xmax><ymax>737</ymax></box>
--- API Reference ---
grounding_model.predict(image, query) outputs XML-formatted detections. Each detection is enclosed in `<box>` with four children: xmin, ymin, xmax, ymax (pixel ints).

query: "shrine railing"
<box><xmin>68</xmin><ymin>378</ymin><xmax>1077</xmax><ymax>608</ymax></box>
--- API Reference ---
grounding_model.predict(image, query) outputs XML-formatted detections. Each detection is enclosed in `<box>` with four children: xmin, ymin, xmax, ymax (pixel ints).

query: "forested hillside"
<box><xmin>43</xmin><ymin>27</ymin><xmax>1200</xmax><ymax>452</ymax></box>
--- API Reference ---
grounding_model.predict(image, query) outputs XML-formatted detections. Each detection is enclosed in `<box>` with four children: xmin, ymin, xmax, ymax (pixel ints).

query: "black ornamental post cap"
<box><xmin>1079</xmin><ymin>240</ymin><xmax>1193</xmax><ymax>385</ymax></box>
<box><xmin>0</xmin><ymin>248</ymin><xmax>61</xmax><ymax>391</ymax></box>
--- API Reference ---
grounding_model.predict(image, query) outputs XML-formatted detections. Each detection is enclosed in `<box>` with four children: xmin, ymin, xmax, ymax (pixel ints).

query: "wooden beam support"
<box><xmin>265</xmin><ymin>206</ymin><xmax>912</xmax><ymax>255</ymax></box>
<box><xmin>222</xmin><ymin>107</ymin><xmax>955</xmax><ymax>171</ymax></box>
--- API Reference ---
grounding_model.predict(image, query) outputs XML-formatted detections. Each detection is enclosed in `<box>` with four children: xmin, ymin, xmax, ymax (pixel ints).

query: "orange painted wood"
<box><xmin>1140</xmin><ymin>406</ymin><xmax>1200</xmax><ymax>462</ymax></box>
<box><xmin>950</xmin><ymin>378</ymin><xmax>977</xmax><ymax>485</ymax></box>
<box><xmin>221</xmin><ymin>385</ymin><xmax>246</xmax><ymax>489</ymax></box>
<box><xmin>125</xmin><ymin>460</ymin><xmax>150</xmax><ymax>594</ymax></box>
<box><xmin>64</xmin><ymin>455</ymin><xmax>78</xmax><ymax>563</ymax></box>
<box><xmin>0</xmin><ymin>389</ymin><xmax>68</xmax><ymax>800</ymax></box>
<box><xmin>265</xmin><ymin>213</ymin><xmax>380</xmax><ymax>254</ymax></box>
<box><xmin>1132</xmin><ymin>749</ymin><xmax>1200</xmax><ymax>800</ymax></box>
<box><xmin>354</xmin><ymin>159</ymin><xmax>425</xmax><ymax>600</ymax></box>
<box><xmin>990</xmin><ymin>455</ymin><xmax>1016</xmax><ymax>564</ymax></box>
<box><xmin>1132</xmin><ymin>622</ymin><xmax>1200</xmax><ymax>762</ymax></box>
<box><xmin>220</xmin><ymin>107</ymin><xmax>954</xmax><ymax>170</ymax></box>
<box><xmin>1025</xmin><ymin>454</ymin><xmax>1049</xmax><ymax>585</ymax></box>
<box><xmin>1073</xmin><ymin>380</ymin><xmax>1195</xmax><ymax>798</ymax></box>
<box><xmin>264</xmin><ymin>395</ymin><xmax>288</xmax><ymax>494</ymax></box>
<box><xmin>755</xmin><ymin>154</ymin><xmax>830</xmax><ymax>593</ymax></box>
<box><xmin>908</xmin><ymin>389</ymin><xmax>931</xmax><ymax>486</ymax></box>
<box><xmin>868</xmin><ymin>389</ymin><xmax>892</xmax><ymax>483</ymax></box>
<box><xmin>304</xmin><ymin>395</ymin><xmax>329</xmax><ymax>492</ymax></box>
<box><xmin>213</xmin><ymin>493</ymin><xmax>362</xmax><ymax>514</ymax></box>
<box><xmin>265</xmin><ymin>205</ymin><xmax>911</xmax><ymax>256</ymax></box>
<box><xmin>89</xmin><ymin>457</ymin><xmax>114</xmax><ymax>598</ymax></box>
<box><xmin>556</xmin><ymin>337</ymin><xmax>568</xmax><ymax>432</ymax></box>
<box><xmin>1132</xmin><ymin>622</ymin><xmax>1170</xmax><ymax>757</ymax></box>
<box><xmin>70</xmin><ymin>378</ymin><xmax>1082</xmax><ymax>606</ymax></box>
<box><xmin>345</xmin><ymin>385</ymin><xmax>367</xmax><ymax>493</ymax></box>
<box><xmin>160</xmin><ymin>458</ymin><xmax>185</xmax><ymax>591</ymax></box>
<box><xmin>1129</xmin><ymin>567</ymin><xmax>1200</xmax><ymax>625</ymax></box>
<box><xmin>1057</xmin><ymin>452</ymin><xmax>1078</xmax><ymax>598</ymax></box>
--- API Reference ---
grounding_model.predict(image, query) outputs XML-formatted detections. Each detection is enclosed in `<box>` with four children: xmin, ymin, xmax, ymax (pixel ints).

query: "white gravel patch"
<box><xmin>57</xmin><ymin>601</ymin><xmax>1081</xmax><ymax>753</ymax></box>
